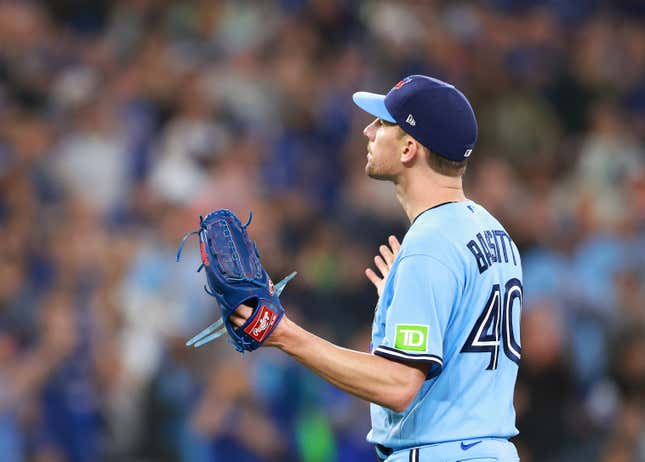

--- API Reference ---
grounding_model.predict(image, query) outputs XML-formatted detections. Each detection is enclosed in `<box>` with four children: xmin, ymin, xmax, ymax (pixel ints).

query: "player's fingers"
<box><xmin>388</xmin><ymin>235</ymin><xmax>401</xmax><ymax>254</ymax></box>
<box><xmin>229</xmin><ymin>305</ymin><xmax>253</xmax><ymax>327</ymax></box>
<box><xmin>365</xmin><ymin>268</ymin><xmax>381</xmax><ymax>287</ymax></box>
<box><xmin>374</xmin><ymin>255</ymin><xmax>388</xmax><ymax>277</ymax></box>
<box><xmin>379</xmin><ymin>245</ymin><xmax>395</xmax><ymax>266</ymax></box>
<box><xmin>238</xmin><ymin>304</ymin><xmax>254</xmax><ymax>317</ymax></box>
<box><xmin>229</xmin><ymin>314</ymin><xmax>244</xmax><ymax>328</ymax></box>
<box><xmin>229</xmin><ymin>310</ymin><xmax>244</xmax><ymax>322</ymax></box>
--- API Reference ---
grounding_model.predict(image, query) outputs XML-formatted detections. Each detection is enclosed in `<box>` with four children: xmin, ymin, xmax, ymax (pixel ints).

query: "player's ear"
<box><xmin>400</xmin><ymin>137</ymin><xmax>420</xmax><ymax>165</ymax></box>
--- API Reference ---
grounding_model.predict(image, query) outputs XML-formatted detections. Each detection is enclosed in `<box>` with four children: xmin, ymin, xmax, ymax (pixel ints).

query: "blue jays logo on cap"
<box><xmin>352</xmin><ymin>75</ymin><xmax>478</xmax><ymax>162</ymax></box>
<box><xmin>392</xmin><ymin>76</ymin><xmax>414</xmax><ymax>90</ymax></box>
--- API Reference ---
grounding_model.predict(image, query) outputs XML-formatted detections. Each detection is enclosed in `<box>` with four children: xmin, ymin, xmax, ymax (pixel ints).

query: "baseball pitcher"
<box><xmin>180</xmin><ymin>75</ymin><xmax>523</xmax><ymax>461</ymax></box>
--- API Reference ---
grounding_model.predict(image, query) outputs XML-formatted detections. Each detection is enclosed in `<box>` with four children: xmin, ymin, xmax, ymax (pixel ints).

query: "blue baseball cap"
<box><xmin>353</xmin><ymin>75</ymin><xmax>478</xmax><ymax>161</ymax></box>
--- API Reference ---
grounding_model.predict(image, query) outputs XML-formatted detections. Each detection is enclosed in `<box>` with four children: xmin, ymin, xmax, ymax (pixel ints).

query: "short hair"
<box><xmin>393</xmin><ymin>124</ymin><xmax>469</xmax><ymax>177</ymax></box>
<box><xmin>423</xmin><ymin>146</ymin><xmax>469</xmax><ymax>177</ymax></box>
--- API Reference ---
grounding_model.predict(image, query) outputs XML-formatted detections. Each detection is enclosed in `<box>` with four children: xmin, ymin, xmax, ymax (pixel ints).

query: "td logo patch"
<box><xmin>395</xmin><ymin>324</ymin><xmax>428</xmax><ymax>352</ymax></box>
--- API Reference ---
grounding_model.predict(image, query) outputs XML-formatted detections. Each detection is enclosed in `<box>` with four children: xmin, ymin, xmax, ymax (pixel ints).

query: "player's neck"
<box><xmin>394</xmin><ymin>169</ymin><xmax>466</xmax><ymax>223</ymax></box>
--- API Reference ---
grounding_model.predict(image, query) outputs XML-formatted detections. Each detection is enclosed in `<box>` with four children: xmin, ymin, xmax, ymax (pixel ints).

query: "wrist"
<box><xmin>268</xmin><ymin>315</ymin><xmax>297</xmax><ymax>350</ymax></box>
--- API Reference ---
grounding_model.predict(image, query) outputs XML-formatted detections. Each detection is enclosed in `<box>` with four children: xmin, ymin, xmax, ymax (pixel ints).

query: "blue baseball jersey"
<box><xmin>368</xmin><ymin>200</ymin><xmax>523</xmax><ymax>450</ymax></box>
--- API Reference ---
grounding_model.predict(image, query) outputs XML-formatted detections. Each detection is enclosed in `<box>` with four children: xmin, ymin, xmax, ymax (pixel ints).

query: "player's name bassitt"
<box><xmin>466</xmin><ymin>229</ymin><xmax>517</xmax><ymax>274</ymax></box>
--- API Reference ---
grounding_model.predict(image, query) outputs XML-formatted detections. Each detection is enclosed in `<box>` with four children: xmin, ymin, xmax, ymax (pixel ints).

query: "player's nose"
<box><xmin>363</xmin><ymin>119</ymin><xmax>377</xmax><ymax>140</ymax></box>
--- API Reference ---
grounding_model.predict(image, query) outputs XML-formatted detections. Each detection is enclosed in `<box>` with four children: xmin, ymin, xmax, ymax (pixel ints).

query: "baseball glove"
<box><xmin>176</xmin><ymin>209</ymin><xmax>296</xmax><ymax>352</ymax></box>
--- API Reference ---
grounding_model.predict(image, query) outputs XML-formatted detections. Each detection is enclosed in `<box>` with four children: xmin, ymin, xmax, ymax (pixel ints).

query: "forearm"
<box><xmin>271</xmin><ymin>317</ymin><xmax>425</xmax><ymax>412</ymax></box>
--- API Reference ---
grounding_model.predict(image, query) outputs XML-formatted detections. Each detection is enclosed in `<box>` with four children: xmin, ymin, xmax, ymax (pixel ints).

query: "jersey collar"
<box><xmin>412</xmin><ymin>201</ymin><xmax>459</xmax><ymax>225</ymax></box>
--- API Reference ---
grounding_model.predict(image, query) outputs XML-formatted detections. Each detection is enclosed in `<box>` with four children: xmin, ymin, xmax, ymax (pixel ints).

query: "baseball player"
<box><xmin>231</xmin><ymin>75</ymin><xmax>523</xmax><ymax>461</ymax></box>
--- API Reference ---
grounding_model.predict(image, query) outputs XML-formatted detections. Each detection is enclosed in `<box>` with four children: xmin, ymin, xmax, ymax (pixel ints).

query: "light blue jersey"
<box><xmin>368</xmin><ymin>200</ymin><xmax>523</xmax><ymax>452</ymax></box>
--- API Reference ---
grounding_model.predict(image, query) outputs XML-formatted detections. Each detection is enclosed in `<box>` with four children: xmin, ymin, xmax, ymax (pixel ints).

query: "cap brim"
<box><xmin>352</xmin><ymin>92</ymin><xmax>396</xmax><ymax>123</ymax></box>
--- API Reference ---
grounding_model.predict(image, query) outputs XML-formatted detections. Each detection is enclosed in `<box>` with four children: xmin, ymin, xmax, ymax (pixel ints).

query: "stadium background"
<box><xmin>0</xmin><ymin>1</ymin><xmax>643</xmax><ymax>461</ymax></box>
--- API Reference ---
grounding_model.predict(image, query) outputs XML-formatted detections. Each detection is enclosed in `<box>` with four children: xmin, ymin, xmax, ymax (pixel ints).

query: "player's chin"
<box><xmin>366</xmin><ymin>164</ymin><xmax>392</xmax><ymax>181</ymax></box>
<box><xmin>365</xmin><ymin>159</ymin><xmax>376</xmax><ymax>176</ymax></box>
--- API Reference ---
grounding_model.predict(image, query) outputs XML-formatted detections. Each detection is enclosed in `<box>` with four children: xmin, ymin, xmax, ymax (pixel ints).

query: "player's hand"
<box><xmin>365</xmin><ymin>235</ymin><xmax>400</xmax><ymax>297</ymax></box>
<box><xmin>229</xmin><ymin>305</ymin><xmax>253</xmax><ymax>329</ymax></box>
<box><xmin>228</xmin><ymin>304</ymin><xmax>286</xmax><ymax>347</ymax></box>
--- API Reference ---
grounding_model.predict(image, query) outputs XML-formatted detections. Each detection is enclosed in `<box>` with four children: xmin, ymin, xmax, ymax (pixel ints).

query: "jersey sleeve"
<box><xmin>373</xmin><ymin>254</ymin><xmax>459</xmax><ymax>378</ymax></box>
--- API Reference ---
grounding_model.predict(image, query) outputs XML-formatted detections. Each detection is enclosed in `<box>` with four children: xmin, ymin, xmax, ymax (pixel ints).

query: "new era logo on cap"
<box><xmin>406</xmin><ymin>114</ymin><xmax>416</xmax><ymax>126</ymax></box>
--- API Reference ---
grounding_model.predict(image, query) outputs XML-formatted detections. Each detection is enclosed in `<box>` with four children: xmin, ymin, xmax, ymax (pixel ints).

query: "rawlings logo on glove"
<box><xmin>245</xmin><ymin>305</ymin><xmax>278</xmax><ymax>342</ymax></box>
<box><xmin>176</xmin><ymin>209</ymin><xmax>296</xmax><ymax>352</ymax></box>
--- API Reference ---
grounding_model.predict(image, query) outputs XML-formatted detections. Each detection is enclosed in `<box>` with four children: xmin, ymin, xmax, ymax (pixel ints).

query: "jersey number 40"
<box><xmin>461</xmin><ymin>278</ymin><xmax>522</xmax><ymax>370</ymax></box>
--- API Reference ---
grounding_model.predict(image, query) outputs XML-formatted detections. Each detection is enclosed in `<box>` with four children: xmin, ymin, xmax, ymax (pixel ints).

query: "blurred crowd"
<box><xmin>0</xmin><ymin>1</ymin><xmax>643</xmax><ymax>461</ymax></box>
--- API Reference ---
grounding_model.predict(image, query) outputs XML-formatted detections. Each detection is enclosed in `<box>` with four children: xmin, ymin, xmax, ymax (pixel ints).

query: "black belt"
<box><xmin>375</xmin><ymin>445</ymin><xmax>420</xmax><ymax>462</ymax></box>
<box><xmin>375</xmin><ymin>444</ymin><xmax>393</xmax><ymax>462</ymax></box>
